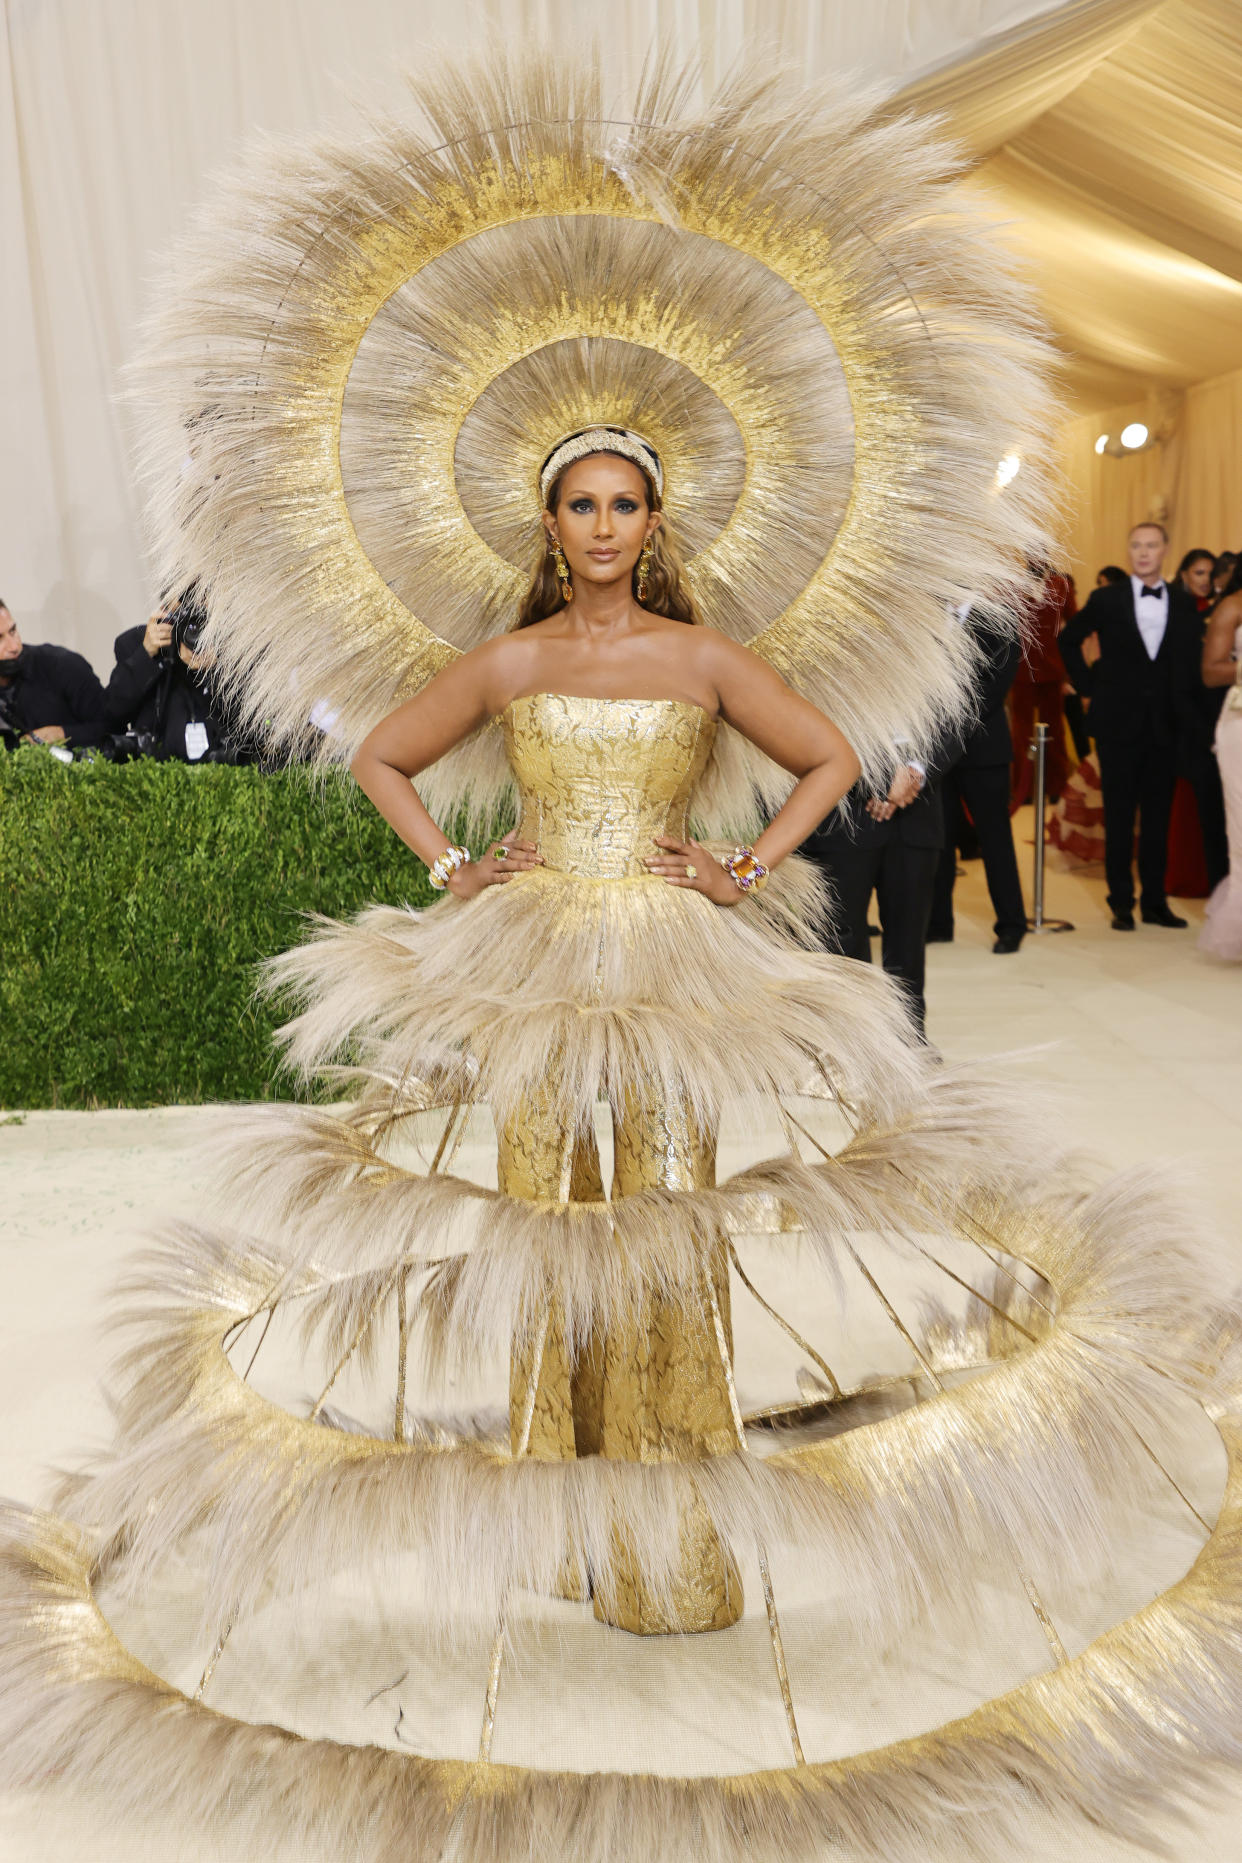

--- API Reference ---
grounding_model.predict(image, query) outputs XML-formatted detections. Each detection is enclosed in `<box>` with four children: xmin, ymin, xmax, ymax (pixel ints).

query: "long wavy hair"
<box><xmin>514</xmin><ymin>451</ymin><xmax>699</xmax><ymax>628</ymax></box>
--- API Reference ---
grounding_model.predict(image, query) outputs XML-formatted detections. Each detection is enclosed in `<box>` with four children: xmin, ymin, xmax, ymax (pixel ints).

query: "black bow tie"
<box><xmin>1140</xmin><ymin>584</ymin><xmax>1164</xmax><ymax>598</ymax></box>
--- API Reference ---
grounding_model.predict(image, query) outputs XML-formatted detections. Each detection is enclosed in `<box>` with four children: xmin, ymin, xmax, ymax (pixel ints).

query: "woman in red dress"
<box><xmin>1048</xmin><ymin>566</ymin><xmax>1118</xmax><ymax>864</ymax></box>
<box><xmin>1010</xmin><ymin>565</ymin><xmax>1075</xmax><ymax>805</ymax></box>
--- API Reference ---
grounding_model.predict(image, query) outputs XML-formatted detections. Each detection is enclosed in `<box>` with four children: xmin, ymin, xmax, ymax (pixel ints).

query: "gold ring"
<box><xmin>685</xmin><ymin>863</ymin><xmax>697</xmax><ymax>879</ymax></box>
<box><xmin>493</xmin><ymin>845</ymin><xmax>509</xmax><ymax>859</ymax></box>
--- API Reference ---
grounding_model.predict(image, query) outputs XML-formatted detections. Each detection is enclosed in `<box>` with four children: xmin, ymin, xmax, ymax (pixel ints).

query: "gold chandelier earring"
<box><xmin>636</xmin><ymin>539</ymin><xmax>654</xmax><ymax>602</ymax></box>
<box><xmin>550</xmin><ymin>538</ymin><xmax>573</xmax><ymax>604</ymax></box>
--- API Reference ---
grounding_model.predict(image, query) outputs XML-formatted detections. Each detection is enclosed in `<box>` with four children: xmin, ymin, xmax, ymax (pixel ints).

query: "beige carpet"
<box><xmin>1</xmin><ymin>819</ymin><xmax>1239</xmax><ymax>1860</ymax></box>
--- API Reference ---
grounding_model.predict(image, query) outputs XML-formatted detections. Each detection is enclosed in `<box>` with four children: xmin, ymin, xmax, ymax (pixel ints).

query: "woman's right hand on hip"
<box><xmin>447</xmin><ymin>832</ymin><xmax>542</xmax><ymax>897</ymax></box>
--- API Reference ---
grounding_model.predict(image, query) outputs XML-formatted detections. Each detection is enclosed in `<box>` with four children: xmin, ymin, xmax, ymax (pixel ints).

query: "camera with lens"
<box><xmin>159</xmin><ymin>584</ymin><xmax>210</xmax><ymax>663</ymax></box>
<box><xmin>98</xmin><ymin>729</ymin><xmax>162</xmax><ymax>763</ymax></box>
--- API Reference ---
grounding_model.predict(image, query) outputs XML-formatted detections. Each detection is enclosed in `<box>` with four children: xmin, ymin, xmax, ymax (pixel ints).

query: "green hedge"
<box><xmin>0</xmin><ymin>750</ymin><xmax>469</xmax><ymax>1109</ymax></box>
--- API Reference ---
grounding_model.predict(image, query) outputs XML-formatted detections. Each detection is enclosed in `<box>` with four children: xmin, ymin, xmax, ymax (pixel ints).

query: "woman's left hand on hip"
<box><xmin>645</xmin><ymin>835</ymin><xmax>744</xmax><ymax>906</ymax></box>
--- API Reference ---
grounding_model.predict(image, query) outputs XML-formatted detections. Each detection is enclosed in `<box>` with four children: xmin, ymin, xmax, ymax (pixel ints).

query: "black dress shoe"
<box><xmin>1111</xmin><ymin>911</ymin><xmax>1136</xmax><ymax>931</ymax></box>
<box><xmin>1141</xmin><ymin>905</ymin><xmax>1188</xmax><ymax>928</ymax></box>
<box><xmin>927</xmin><ymin>929</ymin><xmax>954</xmax><ymax>944</ymax></box>
<box><xmin>992</xmin><ymin>932</ymin><xmax>1024</xmax><ymax>954</ymax></box>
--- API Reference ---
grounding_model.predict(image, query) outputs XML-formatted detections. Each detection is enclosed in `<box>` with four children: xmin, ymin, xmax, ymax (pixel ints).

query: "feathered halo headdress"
<box><xmin>127</xmin><ymin>50</ymin><xmax>1058</xmax><ymax>828</ymax></box>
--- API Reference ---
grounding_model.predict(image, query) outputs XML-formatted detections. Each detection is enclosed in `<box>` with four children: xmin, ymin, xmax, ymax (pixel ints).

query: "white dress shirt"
<box><xmin>1130</xmin><ymin>575</ymin><xmax>1168</xmax><ymax>658</ymax></box>
<box><xmin>891</xmin><ymin>736</ymin><xmax>926</xmax><ymax>782</ymax></box>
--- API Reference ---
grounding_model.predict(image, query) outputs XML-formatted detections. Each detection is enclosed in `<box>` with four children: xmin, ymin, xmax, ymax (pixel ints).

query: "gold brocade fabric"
<box><xmin>501</xmin><ymin>692</ymin><xmax>715</xmax><ymax>878</ymax></box>
<box><xmin>497</xmin><ymin>693</ymin><xmax>742</xmax><ymax>1634</ymax></box>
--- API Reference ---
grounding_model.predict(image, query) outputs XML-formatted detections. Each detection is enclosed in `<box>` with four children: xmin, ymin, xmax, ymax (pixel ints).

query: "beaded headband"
<box><xmin>538</xmin><ymin>427</ymin><xmax>664</xmax><ymax>506</ymax></box>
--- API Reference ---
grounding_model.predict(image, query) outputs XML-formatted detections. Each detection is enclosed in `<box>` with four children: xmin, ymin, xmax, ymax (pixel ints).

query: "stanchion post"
<box><xmin>1026</xmin><ymin>723</ymin><xmax>1073</xmax><ymax>935</ymax></box>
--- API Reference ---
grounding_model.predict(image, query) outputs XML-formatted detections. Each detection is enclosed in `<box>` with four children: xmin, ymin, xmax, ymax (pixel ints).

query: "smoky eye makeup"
<box><xmin>564</xmin><ymin>497</ymin><xmax>642</xmax><ymax>514</ymax></box>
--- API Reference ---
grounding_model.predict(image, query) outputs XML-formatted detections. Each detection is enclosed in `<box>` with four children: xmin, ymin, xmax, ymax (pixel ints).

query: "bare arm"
<box><xmin>349</xmin><ymin>643</ymin><xmax>541</xmax><ymax>896</ymax></box>
<box><xmin>1203</xmin><ymin>596</ymin><xmax>1242</xmax><ymax>688</ymax></box>
<box><xmin>646</xmin><ymin>636</ymin><xmax>861</xmax><ymax>902</ymax></box>
<box><xmin>715</xmin><ymin>642</ymin><xmax>861</xmax><ymax>866</ymax></box>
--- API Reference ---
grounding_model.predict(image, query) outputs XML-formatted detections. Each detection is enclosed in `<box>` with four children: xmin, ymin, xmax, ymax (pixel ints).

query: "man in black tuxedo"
<box><xmin>1059</xmin><ymin>522</ymin><xmax>1198</xmax><ymax>930</ymax></box>
<box><xmin>930</xmin><ymin>604</ymin><xmax>1027</xmax><ymax>953</ymax></box>
<box><xmin>804</xmin><ymin>726</ymin><xmax>960</xmax><ymax>1043</ymax></box>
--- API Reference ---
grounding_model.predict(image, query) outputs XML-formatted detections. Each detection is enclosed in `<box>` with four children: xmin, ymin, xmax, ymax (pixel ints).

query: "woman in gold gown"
<box><xmin>2</xmin><ymin>54</ymin><xmax>1241</xmax><ymax>1863</ymax></box>
<box><xmin>345</xmin><ymin>428</ymin><xmax>863</xmax><ymax>1633</ymax></box>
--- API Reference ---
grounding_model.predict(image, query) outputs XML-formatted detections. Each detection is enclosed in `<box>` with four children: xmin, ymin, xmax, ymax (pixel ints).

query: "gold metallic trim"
<box><xmin>1020</xmin><ymin>1569</ymin><xmax>1070</xmax><ymax>1668</ymax></box>
<box><xmin>705</xmin><ymin>1263</ymin><xmax>805</xmax><ymax>1768</ymax></box>
<box><xmin>842</xmin><ymin>1234</ymin><xmax>944</xmax><ymax>1393</ymax></box>
<box><xmin>478</xmin><ymin>1310</ymin><xmax>550</xmax><ymax>1764</ymax></box>
<box><xmin>841</xmin><ymin>1231</ymin><xmax>1067</xmax><ymax>1670</ymax></box>
<box><xmin>757</xmin><ymin>1543</ymin><xmax>806</xmax><ymax>1768</ymax></box>
<box><xmin>191</xmin><ymin>1621</ymin><xmax>232</xmax><ymax>1703</ymax></box>
<box><xmin>478</xmin><ymin>1624</ymin><xmax>507</xmax><ymax>1766</ymax></box>
<box><xmin>394</xmin><ymin>1264</ymin><xmax>411</xmax><ymax>1446</ymax></box>
<box><xmin>728</xmin><ymin>1240</ymin><xmax>842</xmax><ymax>1400</ymax></box>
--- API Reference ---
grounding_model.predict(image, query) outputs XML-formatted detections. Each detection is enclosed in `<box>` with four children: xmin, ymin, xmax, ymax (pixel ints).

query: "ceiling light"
<box><xmin>996</xmin><ymin>453</ymin><xmax>1020</xmax><ymax>488</ymax></box>
<box><xmin>1094</xmin><ymin>434</ymin><xmax>1109</xmax><ymax>455</ymax></box>
<box><xmin>1121</xmin><ymin>422</ymin><xmax>1149</xmax><ymax>449</ymax></box>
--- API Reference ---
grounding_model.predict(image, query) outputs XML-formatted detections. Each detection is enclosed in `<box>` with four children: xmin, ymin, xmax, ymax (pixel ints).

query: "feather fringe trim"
<box><xmin>193</xmin><ymin>1063</ymin><xmax>1063</xmax><ymax>1372</ymax></box>
<box><xmin>264</xmin><ymin>869</ymin><xmax>929</xmax><ymax>1135</ymax></box>
<box><xmin>6</xmin><ymin>1407</ymin><xmax>1242</xmax><ymax>1862</ymax></box>
<box><xmin>57</xmin><ymin>1176</ymin><xmax>1222</xmax><ymax>1646</ymax></box>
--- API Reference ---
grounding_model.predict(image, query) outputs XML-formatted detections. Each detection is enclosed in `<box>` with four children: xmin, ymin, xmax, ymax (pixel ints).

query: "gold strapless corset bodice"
<box><xmin>500</xmin><ymin>692</ymin><xmax>716</xmax><ymax>879</ymax></box>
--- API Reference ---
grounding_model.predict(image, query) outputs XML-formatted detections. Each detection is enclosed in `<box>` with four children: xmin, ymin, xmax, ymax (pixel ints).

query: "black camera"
<box><xmin>99</xmin><ymin>729</ymin><xmax>161</xmax><ymax>763</ymax></box>
<box><xmin>159</xmin><ymin>584</ymin><xmax>210</xmax><ymax>663</ymax></box>
<box><xmin>170</xmin><ymin>606</ymin><xmax>208</xmax><ymax>658</ymax></box>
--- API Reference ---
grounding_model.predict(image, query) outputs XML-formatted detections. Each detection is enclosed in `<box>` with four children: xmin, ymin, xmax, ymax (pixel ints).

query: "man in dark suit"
<box><xmin>0</xmin><ymin>599</ymin><xmax>108</xmax><ymax>751</ymax></box>
<box><xmin>804</xmin><ymin>725</ymin><xmax>960</xmax><ymax>1043</ymax></box>
<box><xmin>1059</xmin><ymin>521</ymin><xmax>1198</xmax><ymax>930</ymax></box>
<box><xmin>931</xmin><ymin>604</ymin><xmax>1027</xmax><ymax>953</ymax></box>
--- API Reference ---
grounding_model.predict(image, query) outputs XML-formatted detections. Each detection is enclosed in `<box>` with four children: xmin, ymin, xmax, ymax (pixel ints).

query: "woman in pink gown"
<box><xmin>1200</xmin><ymin>569</ymin><xmax>1242</xmax><ymax>960</ymax></box>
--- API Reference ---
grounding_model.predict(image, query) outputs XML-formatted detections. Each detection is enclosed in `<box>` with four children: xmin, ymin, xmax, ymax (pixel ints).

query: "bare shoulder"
<box><xmin>450</xmin><ymin>631</ymin><xmax>546</xmax><ymax>708</ymax></box>
<box><xmin>1208</xmin><ymin>591</ymin><xmax>1242</xmax><ymax>632</ymax></box>
<box><xmin>690</xmin><ymin>628</ymin><xmax>781</xmax><ymax>690</ymax></box>
<box><xmin>692</xmin><ymin>628</ymin><xmax>764</xmax><ymax>665</ymax></box>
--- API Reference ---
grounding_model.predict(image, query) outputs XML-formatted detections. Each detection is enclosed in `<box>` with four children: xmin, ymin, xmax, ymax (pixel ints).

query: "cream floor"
<box><xmin>1</xmin><ymin>824</ymin><xmax>1239</xmax><ymax>1861</ymax></box>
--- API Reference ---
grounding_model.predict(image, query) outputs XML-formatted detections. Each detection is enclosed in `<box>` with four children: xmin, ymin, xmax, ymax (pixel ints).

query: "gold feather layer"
<box><xmin>125</xmin><ymin>50</ymin><xmax>1058</xmax><ymax>825</ymax></box>
<box><xmin>263</xmin><ymin>858</ymin><xmax>929</xmax><ymax>1138</ymax></box>
<box><xmin>57</xmin><ymin>1174</ymin><xmax>1221</xmax><ymax>1651</ymax></box>
<box><xmin>6</xmin><ymin>1385</ymin><xmax>1242</xmax><ymax>1861</ymax></box>
<box><xmin>192</xmin><ymin>1065</ymin><xmax>1051</xmax><ymax>1368</ymax></box>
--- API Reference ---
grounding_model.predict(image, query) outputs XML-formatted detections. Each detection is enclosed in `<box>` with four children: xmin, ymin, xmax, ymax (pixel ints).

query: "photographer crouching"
<box><xmin>103</xmin><ymin>585</ymin><xmax>258</xmax><ymax>764</ymax></box>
